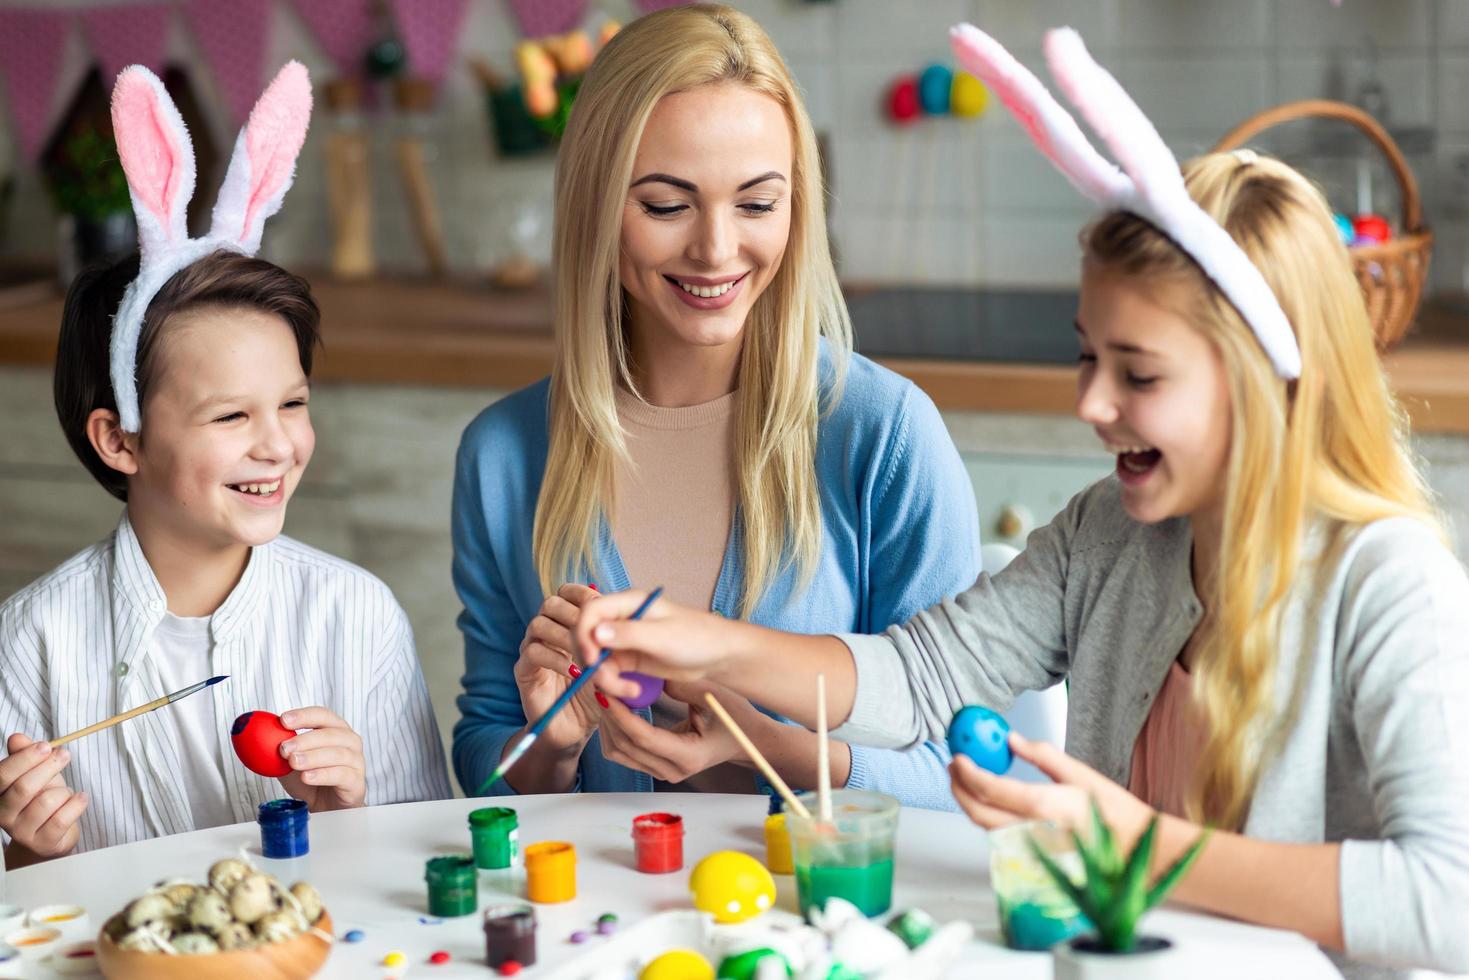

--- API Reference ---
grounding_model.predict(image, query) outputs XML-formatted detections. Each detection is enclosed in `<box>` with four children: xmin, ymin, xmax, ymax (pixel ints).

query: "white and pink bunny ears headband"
<box><xmin>950</xmin><ymin>25</ymin><xmax>1302</xmax><ymax>380</ymax></box>
<box><xmin>109</xmin><ymin>61</ymin><xmax>313</xmax><ymax>432</ymax></box>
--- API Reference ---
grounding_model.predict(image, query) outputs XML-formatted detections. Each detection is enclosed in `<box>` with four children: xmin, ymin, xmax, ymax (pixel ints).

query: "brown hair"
<box><xmin>53</xmin><ymin>249</ymin><xmax>321</xmax><ymax>501</ymax></box>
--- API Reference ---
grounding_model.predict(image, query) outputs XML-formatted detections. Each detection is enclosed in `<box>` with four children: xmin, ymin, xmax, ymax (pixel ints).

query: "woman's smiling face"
<box><xmin>619</xmin><ymin>81</ymin><xmax>794</xmax><ymax>354</ymax></box>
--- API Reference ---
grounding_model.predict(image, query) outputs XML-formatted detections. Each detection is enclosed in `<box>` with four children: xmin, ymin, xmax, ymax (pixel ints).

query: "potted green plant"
<box><xmin>1029</xmin><ymin>800</ymin><xmax>1210</xmax><ymax>979</ymax></box>
<box><xmin>48</xmin><ymin>125</ymin><xmax>135</xmax><ymax>273</ymax></box>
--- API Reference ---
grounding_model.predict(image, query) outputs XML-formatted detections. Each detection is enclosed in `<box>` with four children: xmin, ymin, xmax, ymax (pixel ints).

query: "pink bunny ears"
<box><xmin>108</xmin><ymin>61</ymin><xmax>312</xmax><ymax>433</ymax></box>
<box><xmin>950</xmin><ymin>25</ymin><xmax>1301</xmax><ymax>380</ymax></box>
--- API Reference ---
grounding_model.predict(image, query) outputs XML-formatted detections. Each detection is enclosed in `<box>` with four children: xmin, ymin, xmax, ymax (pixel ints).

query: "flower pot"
<box><xmin>1052</xmin><ymin>934</ymin><xmax>1177</xmax><ymax>980</ymax></box>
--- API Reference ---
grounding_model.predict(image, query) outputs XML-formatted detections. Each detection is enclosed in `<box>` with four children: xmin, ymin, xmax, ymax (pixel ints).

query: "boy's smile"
<box><xmin>126</xmin><ymin>306</ymin><xmax>314</xmax><ymax>551</ymax></box>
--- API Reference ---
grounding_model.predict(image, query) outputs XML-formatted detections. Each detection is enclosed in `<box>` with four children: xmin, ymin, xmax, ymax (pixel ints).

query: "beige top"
<box><xmin>1126</xmin><ymin>659</ymin><xmax>1205</xmax><ymax>819</ymax></box>
<box><xmin>611</xmin><ymin>386</ymin><xmax>754</xmax><ymax>795</ymax></box>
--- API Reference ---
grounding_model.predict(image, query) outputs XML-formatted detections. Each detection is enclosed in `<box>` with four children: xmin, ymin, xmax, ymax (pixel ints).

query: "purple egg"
<box><xmin>617</xmin><ymin>672</ymin><xmax>665</xmax><ymax>709</ymax></box>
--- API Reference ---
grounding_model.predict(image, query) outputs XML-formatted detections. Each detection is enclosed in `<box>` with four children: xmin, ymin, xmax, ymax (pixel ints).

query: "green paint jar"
<box><xmin>425</xmin><ymin>856</ymin><xmax>478</xmax><ymax>917</ymax></box>
<box><xmin>469</xmin><ymin>806</ymin><xmax>519</xmax><ymax>870</ymax></box>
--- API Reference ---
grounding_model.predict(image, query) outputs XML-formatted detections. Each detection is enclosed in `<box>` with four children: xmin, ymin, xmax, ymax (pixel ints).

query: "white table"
<box><xmin>1</xmin><ymin>793</ymin><xmax>1340</xmax><ymax>978</ymax></box>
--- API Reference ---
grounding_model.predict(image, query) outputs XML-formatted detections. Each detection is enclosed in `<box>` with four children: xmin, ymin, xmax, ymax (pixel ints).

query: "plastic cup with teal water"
<box><xmin>786</xmin><ymin>789</ymin><xmax>899</xmax><ymax>919</ymax></box>
<box><xmin>989</xmin><ymin>821</ymin><xmax>1090</xmax><ymax>950</ymax></box>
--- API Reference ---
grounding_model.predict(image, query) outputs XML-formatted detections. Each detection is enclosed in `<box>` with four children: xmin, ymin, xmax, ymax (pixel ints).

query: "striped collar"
<box><xmin>111</xmin><ymin>511</ymin><xmax>271</xmax><ymax>644</ymax></box>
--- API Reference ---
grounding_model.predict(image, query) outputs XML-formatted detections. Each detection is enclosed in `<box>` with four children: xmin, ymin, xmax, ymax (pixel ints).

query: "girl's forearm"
<box><xmin>711</xmin><ymin>622</ymin><xmax>859</xmax><ymax>727</ymax></box>
<box><xmin>1157</xmin><ymin>814</ymin><xmax>1343</xmax><ymax>949</ymax></box>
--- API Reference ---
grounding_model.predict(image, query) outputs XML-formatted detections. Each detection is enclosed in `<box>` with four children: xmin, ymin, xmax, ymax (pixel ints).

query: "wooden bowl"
<box><xmin>95</xmin><ymin>910</ymin><xmax>332</xmax><ymax>980</ymax></box>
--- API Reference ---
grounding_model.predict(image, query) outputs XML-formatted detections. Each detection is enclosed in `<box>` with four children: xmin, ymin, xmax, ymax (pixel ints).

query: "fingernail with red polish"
<box><xmin>588</xmin><ymin>582</ymin><xmax>598</xmax><ymax>592</ymax></box>
<box><xmin>595</xmin><ymin>692</ymin><xmax>610</xmax><ymax>709</ymax></box>
<box><xmin>568</xmin><ymin>663</ymin><xmax>583</xmax><ymax>679</ymax></box>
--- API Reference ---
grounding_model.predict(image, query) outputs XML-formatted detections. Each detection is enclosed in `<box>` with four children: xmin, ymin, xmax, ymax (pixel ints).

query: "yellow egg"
<box><xmin>689</xmin><ymin>851</ymin><xmax>776</xmax><ymax>924</ymax></box>
<box><xmin>951</xmin><ymin>70</ymin><xmax>988</xmax><ymax>118</ymax></box>
<box><xmin>639</xmin><ymin>948</ymin><xmax>715</xmax><ymax>980</ymax></box>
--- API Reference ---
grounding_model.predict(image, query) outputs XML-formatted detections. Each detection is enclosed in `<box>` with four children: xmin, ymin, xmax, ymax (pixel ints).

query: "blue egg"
<box><xmin>918</xmin><ymin>63</ymin><xmax>953</xmax><ymax>115</ymax></box>
<box><xmin>343</xmin><ymin>928</ymin><xmax>365</xmax><ymax>943</ymax></box>
<box><xmin>1332</xmin><ymin>212</ymin><xmax>1354</xmax><ymax>246</ymax></box>
<box><xmin>947</xmin><ymin>705</ymin><xmax>1012</xmax><ymax>774</ymax></box>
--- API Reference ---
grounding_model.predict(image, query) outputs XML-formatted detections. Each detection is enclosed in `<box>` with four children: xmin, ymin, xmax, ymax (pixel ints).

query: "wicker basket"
<box><xmin>1213</xmin><ymin>99</ymin><xmax>1432</xmax><ymax>350</ymax></box>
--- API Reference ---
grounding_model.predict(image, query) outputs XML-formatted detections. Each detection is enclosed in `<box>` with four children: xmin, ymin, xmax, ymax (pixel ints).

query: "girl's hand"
<box><xmin>277</xmin><ymin>707</ymin><xmax>367</xmax><ymax>811</ymax></box>
<box><xmin>573</xmin><ymin>590</ymin><xmax>735</xmax><ymax>700</ymax></box>
<box><xmin>595</xmin><ymin>680</ymin><xmax>748</xmax><ymax>784</ymax></box>
<box><xmin>949</xmin><ymin>732</ymin><xmax>1154</xmax><ymax>848</ymax></box>
<box><xmin>0</xmin><ymin>733</ymin><xmax>87</xmax><ymax>863</ymax></box>
<box><xmin>515</xmin><ymin>584</ymin><xmax>606</xmax><ymax>753</ymax></box>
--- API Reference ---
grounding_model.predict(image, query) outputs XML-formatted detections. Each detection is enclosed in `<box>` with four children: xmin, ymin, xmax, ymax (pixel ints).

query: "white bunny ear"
<box><xmin>1042</xmin><ymin>28</ymin><xmax>1184</xmax><ymax>211</ymax></box>
<box><xmin>948</xmin><ymin>24</ymin><xmax>1129</xmax><ymax>204</ymax></box>
<box><xmin>110</xmin><ymin>65</ymin><xmax>197</xmax><ymax>261</ymax></box>
<box><xmin>209</xmin><ymin>61</ymin><xmax>312</xmax><ymax>253</ymax></box>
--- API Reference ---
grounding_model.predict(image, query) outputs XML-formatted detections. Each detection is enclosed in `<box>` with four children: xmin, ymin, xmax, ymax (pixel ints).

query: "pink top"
<box><xmin>1127</xmin><ymin>659</ymin><xmax>1207</xmax><ymax>818</ymax></box>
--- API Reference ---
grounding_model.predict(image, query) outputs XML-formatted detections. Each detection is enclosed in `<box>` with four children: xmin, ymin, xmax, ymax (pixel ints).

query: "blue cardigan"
<box><xmin>450</xmin><ymin>350</ymin><xmax>981</xmax><ymax>809</ymax></box>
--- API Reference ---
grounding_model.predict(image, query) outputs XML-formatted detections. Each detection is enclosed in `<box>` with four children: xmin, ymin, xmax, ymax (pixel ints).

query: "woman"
<box><xmin>451</xmin><ymin>5</ymin><xmax>980</xmax><ymax>804</ymax></box>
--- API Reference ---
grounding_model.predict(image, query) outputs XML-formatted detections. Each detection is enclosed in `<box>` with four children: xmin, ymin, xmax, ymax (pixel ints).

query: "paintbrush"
<box><xmin>702</xmin><ymin>691</ymin><xmax>812</xmax><ymax>820</ymax></box>
<box><xmin>50</xmin><ymin>675</ymin><xmax>230</xmax><ymax>748</ymax></box>
<box><xmin>476</xmin><ymin>587</ymin><xmax>664</xmax><ymax>795</ymax></box>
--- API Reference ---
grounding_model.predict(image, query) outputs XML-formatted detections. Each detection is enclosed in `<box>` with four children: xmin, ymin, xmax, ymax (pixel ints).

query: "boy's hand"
<box><xmin>276</xmin><ymin>708</ymin><xmax>366</xmax><ymax>811</ymax></box>
<box><xmin>0</xmin><ymin>733</ymin><xmax>88</xmax><ymax>862</ymax></box>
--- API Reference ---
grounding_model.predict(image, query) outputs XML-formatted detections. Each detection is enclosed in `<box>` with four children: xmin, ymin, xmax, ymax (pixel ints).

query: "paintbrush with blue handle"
<box><xmin>476</xmin><ymin>587</ymin><xmax>663</xmax><ymax>795</ymax></box>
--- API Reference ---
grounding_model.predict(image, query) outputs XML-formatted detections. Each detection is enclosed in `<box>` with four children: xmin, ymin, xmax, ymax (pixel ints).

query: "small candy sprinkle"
<box><xmin>498</xmin><ymin>960</ymin><xmax>523</xmax><ymax>976</ymax></box>
<box><xmin>419</xmin><ymin>916</ymin><xmax>444</xmax><ymax>925</ymax></box>
<box><xmin>596</xmin><ymin>918</ymin><xmax>617</xmax><ymax>935</ymax></box>
<box><xmin>430</xmin><ymin>950</ymin><xmax>450</xmax><ymax>964</ymax></box>
<box><xmin>344</xmin><ymin>929</ymin><xmax>365</xmax><ymax>943</ymax></box>
<box><xmin>384</xmin><ymin>951</ymin><xmax>406</xmax><ymax>967</ymax></box>
<box><xmin>569</xmin><ymin>930</ymin><xmax>589</xmax><ymax>944</ymax></box>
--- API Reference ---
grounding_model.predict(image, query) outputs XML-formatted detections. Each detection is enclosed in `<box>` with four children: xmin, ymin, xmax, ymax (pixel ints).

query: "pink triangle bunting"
<box><xmin>78</xmin><ymin>2</ymin><xmax>172</xmax><ymax>85</ymax></box>
<box><xmin>183</xmin><ymin>0</ymin><xmax>272</xmax><ymax>127</ymax></box>
<box><xmin>0</xmin><ymin>7</ymin><xmax>73</xmax><ymax>162</ymax></box>
<box><xmin>286</xmin><ymin>0</ymin><xmax>376</xmax><ymax>77</ymax></box>
<box><xmin>505</xmin><ymin>0</ymin><xmax>586</xmax><ymax>40</ymax></box>
<box><xmin>387</xmin><ymin>0</ymin><xmax>472</xmax><ymax>87</ymax></box>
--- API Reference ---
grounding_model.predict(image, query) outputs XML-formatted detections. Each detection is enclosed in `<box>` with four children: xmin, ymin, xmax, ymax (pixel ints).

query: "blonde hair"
<box><xmin>533</xmin><ymin>4</ymin><xmax>850</xmax><ymax>616</ymax></box>
<box><xmin>1084</xmin><ymin>153</ymin><xmax>1438</xmax><ymax>829</ymax></box>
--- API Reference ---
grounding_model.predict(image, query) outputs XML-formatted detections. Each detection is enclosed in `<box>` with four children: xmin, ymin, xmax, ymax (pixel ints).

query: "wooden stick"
<box><xmin>703</xmin><ymin>692</ymin><xmax>811</xmax><ymax>819</ymax></box>
<box><xmin>50</xmin><ymin>696</ymin><xmax>170</xmax><ymax>748</ymax></box>
<box><xmin>817</xmin><ymin>674</ymin><xmax>833</xmax><ymax>823</ymax></box>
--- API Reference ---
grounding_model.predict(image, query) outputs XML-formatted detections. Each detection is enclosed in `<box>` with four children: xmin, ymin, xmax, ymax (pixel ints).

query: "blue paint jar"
<box><xmin>258</xmin><ymin>798</ymin><xmax>309</xmax><ymax>858</ymax></box>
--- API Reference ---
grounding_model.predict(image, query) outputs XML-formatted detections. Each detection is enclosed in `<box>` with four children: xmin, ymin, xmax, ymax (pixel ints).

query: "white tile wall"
<box><xmin>3</xmin><ymin>0</ymin><xmax>1469</xmax><ymax>293</ymax></box>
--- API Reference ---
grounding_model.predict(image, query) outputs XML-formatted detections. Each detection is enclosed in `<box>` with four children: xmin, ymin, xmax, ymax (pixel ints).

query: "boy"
<box><xmin>0</xmin><ymin>63</ymin><xmax>448</xmax><ymax>867</ymax></box>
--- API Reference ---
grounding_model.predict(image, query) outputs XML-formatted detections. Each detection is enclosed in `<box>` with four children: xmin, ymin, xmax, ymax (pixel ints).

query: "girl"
<box><xmin>451</xmin><ymin>4</ymin><xmax>979</xmax><ymax>805</ymax></box>
<box><xmin>573</xmin><ymin>27</ymin><xmax>1469</xmax><ymax>979</ymax></box>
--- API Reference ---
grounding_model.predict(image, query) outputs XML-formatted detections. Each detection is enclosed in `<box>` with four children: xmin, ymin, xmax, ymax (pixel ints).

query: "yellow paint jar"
<box><xmin>524</xmin><ymin>841</ymin><xmax>577</xmax><ymax>903</ymax></box>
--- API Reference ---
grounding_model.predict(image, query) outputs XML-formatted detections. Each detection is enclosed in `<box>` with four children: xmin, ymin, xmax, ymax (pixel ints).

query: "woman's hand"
<box><xmin>277</xmin><ymin>707</ymin><xmax>367</xmax><ymax>811</ymax></box>
<box><xmin>948</xmin><ymin>732</ymin><xmax>1154</xmax><ymax>849</ymax></box>
<box><xmin>595</xmin><ymin>680</ymin><xmax>752</xmax><ymax>783</ymax></box>
<box><xmin>516</xmin><ymin>584</ymin><xmax>606</xmax><ymax>752</ymax></box>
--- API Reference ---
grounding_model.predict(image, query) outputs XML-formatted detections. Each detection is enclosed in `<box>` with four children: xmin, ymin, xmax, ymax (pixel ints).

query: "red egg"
<box><xmin>231</xmin><ymin>711</ymin><xmax>294</xmax><ymax>777</ymax></box>
<box><xmin>887</xmin><ymin>76</ymin><xmax>921</xmax><ymax>124</ymax></box>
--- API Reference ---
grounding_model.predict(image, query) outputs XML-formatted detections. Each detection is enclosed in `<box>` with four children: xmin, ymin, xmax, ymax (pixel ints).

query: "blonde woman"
<box><xmin>451</xmin><ymin>5</ymin><xmax>979</xmax><ymax>804</ymax></box>
<box><xmin>575</xmin><ymin>151</ymin><xmax>1469</xmax><ymax>976</ymax></box>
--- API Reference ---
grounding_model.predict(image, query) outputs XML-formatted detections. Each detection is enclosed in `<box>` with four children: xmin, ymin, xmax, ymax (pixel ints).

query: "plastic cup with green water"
<box><xmin>989</xmin><ymin>820</ymin><xmax>1090</xmax><ymax>950</ymax></box>
<box><xmin>786</xmin><ymin>789</ymin><xmax>899</xmax><ymax>919</ymax></box>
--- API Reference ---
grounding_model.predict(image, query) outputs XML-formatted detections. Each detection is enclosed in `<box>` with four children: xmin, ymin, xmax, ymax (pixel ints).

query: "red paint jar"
<box><xmin>631</xmin><ymin>812</ymin><xmax>684</xmax><ymax>874</ymax></box>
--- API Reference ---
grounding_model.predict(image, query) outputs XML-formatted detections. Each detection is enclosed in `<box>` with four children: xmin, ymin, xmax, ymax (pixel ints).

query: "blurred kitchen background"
<box><xmin>3</xmin><ymin>0</ymin><xmax>1468</xmax><ymax>763</ymax></box>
